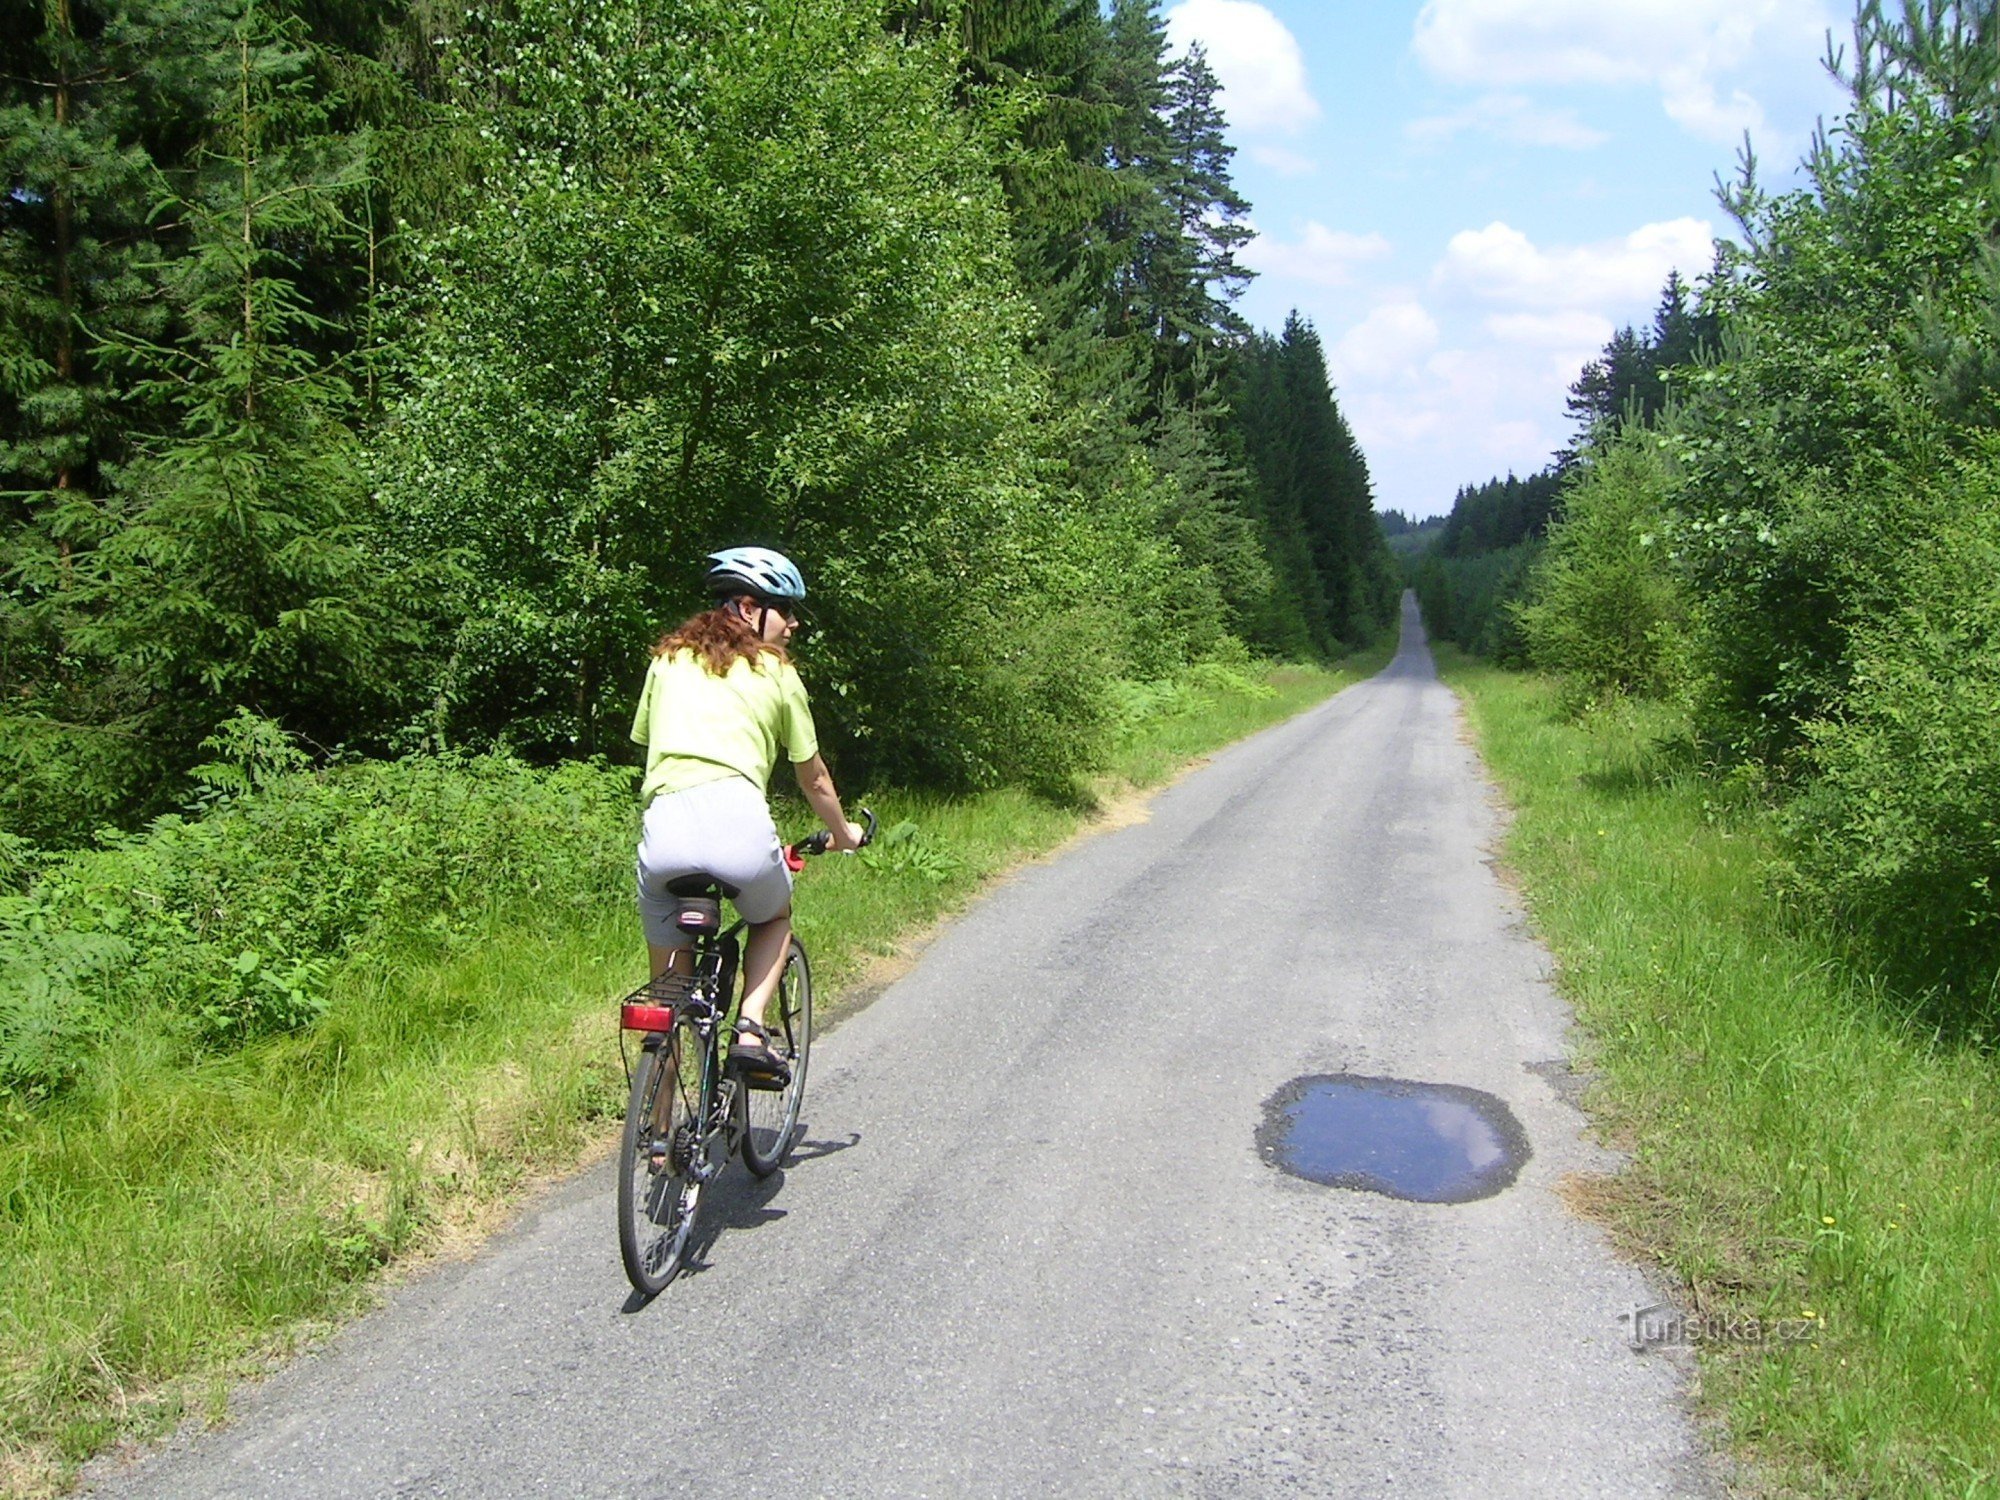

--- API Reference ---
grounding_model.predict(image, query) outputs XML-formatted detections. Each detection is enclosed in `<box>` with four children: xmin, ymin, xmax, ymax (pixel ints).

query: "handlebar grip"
<box><xmin>790</xmin><ymin>806</ymin><xmax>875</xmax><ymax>863</ymax></box>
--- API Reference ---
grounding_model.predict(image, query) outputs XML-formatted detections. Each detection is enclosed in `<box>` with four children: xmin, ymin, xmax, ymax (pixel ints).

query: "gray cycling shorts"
<box><xmin>635</xmin><ymin>776</ymin><xmax>793</xmax><ymax>948</ymax></box>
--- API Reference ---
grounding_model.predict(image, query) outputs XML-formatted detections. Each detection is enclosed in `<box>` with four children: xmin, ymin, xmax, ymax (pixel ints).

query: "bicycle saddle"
<box><xmin>664</xmin><ymin>874</ymin><xmax>739</xmax><ymax>898</ymax></box>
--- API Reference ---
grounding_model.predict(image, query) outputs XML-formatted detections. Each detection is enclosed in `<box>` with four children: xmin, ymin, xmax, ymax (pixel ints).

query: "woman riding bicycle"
<box><xmin>630</xmin><ymin>546</ymin><xmax>864</xmax><ymax>1085</ymax></box>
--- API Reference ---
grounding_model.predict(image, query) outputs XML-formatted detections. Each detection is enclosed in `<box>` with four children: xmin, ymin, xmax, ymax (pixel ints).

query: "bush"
<box><xmin>0</xmin><ymin>738</ymin><xmax>635</xmax><ymax>1099</ymax></box>
<box><xmin>1516</xmin><ymin>432</ymin><xmax>1686</xmax><ymax>708</ymax></box>
<box><xmin>1782</xmin><ymin>454</ymin><xmax>2000</xmax><ymax>1020</ymax></box>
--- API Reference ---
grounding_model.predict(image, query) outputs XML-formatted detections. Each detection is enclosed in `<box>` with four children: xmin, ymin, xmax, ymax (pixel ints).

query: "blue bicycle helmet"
<box><xmin>704</xmin><ymin>546</ymin><xmax>806</xmax><ymax>603</ymax></box>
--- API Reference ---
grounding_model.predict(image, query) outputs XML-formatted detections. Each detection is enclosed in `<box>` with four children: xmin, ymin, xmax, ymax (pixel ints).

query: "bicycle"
<box><xmin>616</xmin><ymin>809</ymin><xmax>874</xmax><ymax>1294</ymax></box>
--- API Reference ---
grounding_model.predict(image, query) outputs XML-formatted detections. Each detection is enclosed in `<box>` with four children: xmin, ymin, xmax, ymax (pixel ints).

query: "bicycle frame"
<box><xmin>620</xmin><ymin>919</ymin><xmax>747</xmax><ymax>1167</ymax></box>
<box><xmin>616</xmin><ymin>808</ymin><xmax>866</xmax><ymax>1292</ymax></box>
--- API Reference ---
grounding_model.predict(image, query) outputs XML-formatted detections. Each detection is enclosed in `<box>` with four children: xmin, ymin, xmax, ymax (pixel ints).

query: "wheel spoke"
<box><xmin>618</xmin><ymin>1017</ymin><xmax>710</xmax><ymax>1292</ymax></box>
<box><xmin>742</xmin><ymin>939</ymin><xmax>812</xmax><ymax>1177</ymax></box>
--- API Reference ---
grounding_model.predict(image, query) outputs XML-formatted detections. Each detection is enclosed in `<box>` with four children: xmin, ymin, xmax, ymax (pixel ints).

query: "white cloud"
<box><xmin>1330</xmin><ymin>302</ymin><xmax>1441</xmax><ymax>384</ymax></box>
<box><xmin>1248</xmin><ymin>144</ymin><xmax>1318</xmax><ymax>176</ymax></box>
<box><xmin>1423</xmin><ymin>347</ymin><xmax>1517</xmax><ymax>406</ymax></box>
<box><xmin>1339</xmin><ymin>345</ymin><xmax>1564</xmax><ymax>491</ymax></box>
<box><xmin>1345</xmin><ymin>392</ymin><xmax>1445</xmax><ymax>452</ymax></box>
<box><xmin>1484</xmin><ymin>310</ymin><xmax>1616</xmax><ymax>348</ymax></box>
<box><xmin>1343</xmin><ymin>340</ymin><xmax>1569</xmax><ymax>512</ymax></box>
<box><xmin>1165</xmin><ymin>0</ymin><xmax>1321</xmax><ymax>136</ymax></box>
<box><xmin>1410</xmin><ymin>0</ymin><xmax>1837</xmax><ymax>142</ymax></box>
<box><xmin>1272</xmin><ymin>219</ymin><xmax>1716</xmax><ymax>515</ymax></box>
<box><xmin>1407</xmin><ymin>94</ymin><xmax>1608</xmax><ymax>150</ymax></box>
<box><xmin>1245</xmin><ymin>222</ymin><xmax>1392</xmax><ymax>286</ymax></box>
<box><xmin>1344</xmin><ymin>226</ymin><xmax>1704</xmax><ymax>510</ymax></box>
<box><xmin>1659</xmin><ymin>71</ymin><xmax>1766</xmax><ymax>139</ymax></box>
<box><xmin>1425</xmin><ymin>348</ymin><xmax>1570</xmax><ymax>462</ymax></box>
<box><xmin>1433</xmin><ymin>218</ymin><xmax>1714</xmax><ymax>310</ymax></box>
<box><xmin>1483</xmin><ymin>419</ymin><xmax>1548</xmax><ymax>459</ymax></box>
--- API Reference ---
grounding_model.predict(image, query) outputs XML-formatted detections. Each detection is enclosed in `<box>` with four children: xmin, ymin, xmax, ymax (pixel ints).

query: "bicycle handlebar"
<box><xmin>787</xmin><ymin>806</ymin><xmax>875</xmax><ymax>866</ymax></box>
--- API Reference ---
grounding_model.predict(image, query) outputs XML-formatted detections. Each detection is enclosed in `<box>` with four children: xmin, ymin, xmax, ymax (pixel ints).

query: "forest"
<box><xmin>0</xmin><ymin>0</ymin><xmax>1398</xmax><ymax>1092</ymax></box>
<box><xmin>1419</xmin><ymin>0</ymin><xmax>2000</xmax><ymax>1027</ymax></box>
<box><xmin>0</xmin><ymin>0</ymin><xmax>1400</xmax><ymax>828</ymax></box>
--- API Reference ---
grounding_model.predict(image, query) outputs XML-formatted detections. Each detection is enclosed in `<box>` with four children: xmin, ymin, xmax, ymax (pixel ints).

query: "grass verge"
<box><xmin>1436</xmin><ymin>647</ymin><xmax>2000</xmax><ymax>1499</ymax></box>
<box><xmin>0</xmin><ymin>651</ymin><xmax>1381</xmax><ymax>1494</ymax></box>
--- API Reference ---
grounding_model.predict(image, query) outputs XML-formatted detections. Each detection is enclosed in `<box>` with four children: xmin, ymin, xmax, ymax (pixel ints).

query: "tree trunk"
<box><xmin>51</xmin><ymin>0</ymin><xmax>75</xmax><ymax>586</ymax></box>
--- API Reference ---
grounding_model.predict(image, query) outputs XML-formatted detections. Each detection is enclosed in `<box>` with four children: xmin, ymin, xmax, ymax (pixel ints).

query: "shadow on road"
<box><xmin>618</xmin><ymin>1127</ymin><xmax>865</xmax><ymax>1313</ymax></box>
<box><xmin>786</xmin><ymin>1128</ymin><xmax>861</xmax><ymax>1163</ymax></box>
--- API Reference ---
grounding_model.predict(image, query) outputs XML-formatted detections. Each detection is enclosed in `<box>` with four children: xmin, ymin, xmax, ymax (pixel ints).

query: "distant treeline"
<box><xmin>1376</xmin><ymin>508</ymin><xmax>1443</xmax><ymax>565</ymax></box>
<box><xmin>0</xmin><ymin>0</ymin><xmax>1399</xmax><ymax>845</ymax></box>
<box><xmin>1421</xmin><ymin>0</ymin><xmax>2000</xmax><ymax>1023</ymax></box>
<box><xmin>1414</xmin><ymin>274</ymin><xmax>1704</xmax><ymax>659</ymax></box>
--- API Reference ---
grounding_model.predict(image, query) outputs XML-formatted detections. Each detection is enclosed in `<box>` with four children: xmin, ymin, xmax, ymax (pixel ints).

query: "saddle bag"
<box><xmin>673</xmin><ymin>895</ymin><xmax>721</xmax><ymax>934</ymax></box>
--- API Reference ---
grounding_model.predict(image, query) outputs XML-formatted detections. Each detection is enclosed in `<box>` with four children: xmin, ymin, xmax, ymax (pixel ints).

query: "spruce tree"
<box><xmin>1562</xmin><ymin>270</ymin><xmax>1718</xmax><ymax>454</ymax></box>
<box><xmin>1158</xmin><ymin>47</ymin><xmax>1252</xmax><ymax>359</ymax></box>
<box><xmin>951</xmin><ymin>0</ymin><xmax>1121</xmax><ymax>291</ymax></box>
<box><xmin>1225</xmin><ymin>328</ymin><xmax>1325</xmax><ymax>654</ymax></box>
<box><xmin>0</xmin><ymin>0</ymin><xmax>240</xmax><ymax>835</ymax></box>
<box><xmin>0</xmin><ymin>0</ymin><xmax>222</xmax><ymax>541</ymax></box>
<box><xmin>46</xmin><ymin>0</ymin><xmax>406</xmax><ymax>812</ymax></box>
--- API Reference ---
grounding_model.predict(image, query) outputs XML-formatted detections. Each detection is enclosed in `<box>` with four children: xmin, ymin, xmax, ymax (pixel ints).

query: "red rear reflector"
<box><xmin>621</xmin><ymin>1003</ymin><xmax>675</xmax><ymax>1032</ymax></box>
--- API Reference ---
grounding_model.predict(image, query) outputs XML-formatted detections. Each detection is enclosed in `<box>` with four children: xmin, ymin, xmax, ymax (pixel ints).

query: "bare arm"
<box><xmin>793</xmin><ymin>754</ymin><xmax>863</xmax><ymax>850</ymax></box>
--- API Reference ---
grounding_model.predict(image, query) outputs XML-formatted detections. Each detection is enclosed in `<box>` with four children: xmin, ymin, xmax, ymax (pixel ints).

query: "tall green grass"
<box><xmin>1439</xmin><ymin>648</ymin><xmax>2000</xmax><ymax>1499</ymax></box>
<box><xmin>0</xmin><ymin>655</ymin><xmax>1371</xmax><ymax>1493</ymax></box>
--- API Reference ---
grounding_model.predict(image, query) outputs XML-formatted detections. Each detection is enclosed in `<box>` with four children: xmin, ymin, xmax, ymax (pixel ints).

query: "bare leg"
<box><xmin>647</xmin><ymin>943</ymin><xmax>693</xmax><ymax>981</ymax></box>
<box><xmin>737</xmin><ymin>911</ymin><xmax>793</xmax><ymax>1030</ymax></box>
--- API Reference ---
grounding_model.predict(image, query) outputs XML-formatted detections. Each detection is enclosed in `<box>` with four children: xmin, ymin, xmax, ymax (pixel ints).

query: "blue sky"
<box><xmin>1163</xmin><ymin>0</ymin><xmax>1851</xmax><ymax>518</ymax></box>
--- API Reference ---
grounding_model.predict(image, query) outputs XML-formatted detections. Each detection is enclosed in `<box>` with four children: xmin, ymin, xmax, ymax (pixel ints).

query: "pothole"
<box><xmin>1257</xmin><ymin>1074</ymin><xmax>1531</xmax><ymax>1203</ymax></box>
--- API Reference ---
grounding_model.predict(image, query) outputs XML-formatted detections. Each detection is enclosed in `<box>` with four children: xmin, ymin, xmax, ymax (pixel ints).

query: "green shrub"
<box><xmin>0</xmin><ymin>740</ymin><xmax>634</xmax><ymax>1099</ymax></box>
<box><xmin>1782</xmin><ymin>456</ymin><xmax>2000</xmax><ymax>1021</ymax></box>
<box><xmin>1183</xmin><ymin>656</ymin><xmax>1276</xmax><ymax>700</ymax></box>
<box><xmin>1517</xmin><ymin>432</ymin><xmax>1686</xmax><ymax>708</ymax></box>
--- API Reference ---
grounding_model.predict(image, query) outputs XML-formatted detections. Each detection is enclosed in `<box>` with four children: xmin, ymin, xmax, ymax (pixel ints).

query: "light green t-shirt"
<box><xmin>629</xmin><ymin>648</ymin><xmax>819</xmax><ymax>803</ymax></box>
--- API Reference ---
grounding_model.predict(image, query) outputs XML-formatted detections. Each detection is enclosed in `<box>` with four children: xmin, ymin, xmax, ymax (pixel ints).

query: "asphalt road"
<box><xmin>86</xmin><ymin>595</ymin><xmax>1721</xmax><ymax>1499</ymax></box>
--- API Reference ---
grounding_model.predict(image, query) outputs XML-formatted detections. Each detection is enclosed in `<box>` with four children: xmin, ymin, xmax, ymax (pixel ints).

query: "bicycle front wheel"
<box><xmin>618</xmin><ymin>1018</ymin><xmax>706</xmax><ymax>1294</ymax></box>
<box><xmin>741</xmin><ymin>937</ymin><xmax>812</xmax><ymax>1177</ymax></box>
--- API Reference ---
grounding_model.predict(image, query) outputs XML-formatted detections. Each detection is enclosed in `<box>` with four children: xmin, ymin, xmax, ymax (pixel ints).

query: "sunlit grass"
<box><xmin>1438</xmin><ymin>647</ymin><xmax>2000</xmax><ymax>1499</ymax></box>
<box><xmin>0</xmin><ymin>650</ymin><xmax>1377</xmax><ymax>1492</ymax></box>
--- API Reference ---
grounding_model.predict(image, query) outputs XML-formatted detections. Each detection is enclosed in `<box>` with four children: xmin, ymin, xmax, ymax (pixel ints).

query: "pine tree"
<box><xmin>1564</xmin><ymin>324</ymin><xmax>1650</xmax><ymax>437</ymax></box>
<box><xmin>0</xmin><ymin>0</ymin><xmax>242</xmax><ymax>835</ymax></box>
<box><xmin>1</xmin><ymin>0</ymin><xmax>224</xmax><ymax>631</ymax></box>
<box><xmin>42</xmin><ymin>0</ymin><xmax>407</xmax><ymax>812</ymax></box>
<box><xmin>1276</xmin><ymin>314</ymin><xmax>1387</xmax><ymax>645</ymax></box>
<box><xmin>1561</xmin><ymin>270</ymin><xmax>1717</xmax><ymax>454</ymax></box>
<box><xmin>1158</xmin><ymin>47</ymin><xmax>1252</xmax><ymax>353</ymax></box>
<box><xmin>1225</xmin><ymin>326</ymin><xmax>1327</xmax><ymax>654</ymax></box>
<box><xmin>952</xmin><ymin>0</ymin><xmax>1121</xmax><ymax>289</ymax></box>
<box><xmin>1099</xmin><ymin>0</ymin><xmax>1179</xmax><ymax>365</ymax></box>
<box><xmin>1649</xmin><ymin>270</ymin><xmax>1709</xmax><ymax>371</ymax></box>
<box><xmin>1222</xmin><ymin>315</ymin><xmax>1397</xmax><ymax>652</ymax></box>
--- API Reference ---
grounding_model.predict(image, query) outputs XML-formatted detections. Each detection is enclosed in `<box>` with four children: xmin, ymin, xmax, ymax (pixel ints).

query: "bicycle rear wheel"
<box><xmin>741</xmin><ymin>937</ymin><xmax>812</xmax><ymax>1177</ymax></box>
<box><xmin>618</xmin><ymin>1017</ymin><xmax>707</xmax><ymax>1293</ymax></box>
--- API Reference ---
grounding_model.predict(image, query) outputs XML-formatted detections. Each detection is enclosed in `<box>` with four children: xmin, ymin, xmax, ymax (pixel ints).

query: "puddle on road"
<box><xmin>1257</xmin><ymin>1074</ymin><xmax>1530</xmax><ymax>1203</ymax></box>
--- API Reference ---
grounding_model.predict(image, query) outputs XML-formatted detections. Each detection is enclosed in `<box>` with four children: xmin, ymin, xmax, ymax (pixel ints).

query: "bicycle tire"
<box><xmin>618</xmin><ymin>1017</ymin><xmax>706</xmax><ymax>1293</ymax></box>
<box><xmin>741</xmin><ymin>937</ymin><xmax>812</xmax><ymax>1177</ymax></box>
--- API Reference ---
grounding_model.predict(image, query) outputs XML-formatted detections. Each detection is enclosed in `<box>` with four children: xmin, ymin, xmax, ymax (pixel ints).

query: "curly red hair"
<box><xmin>653</xmin><ymin>603</ymin><xmax>787</xmax><ymax>677</ymax></box>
